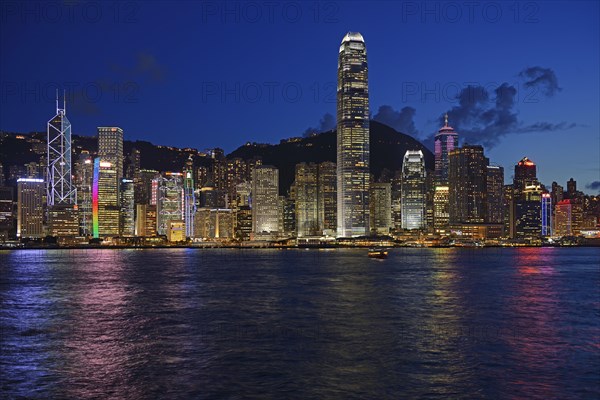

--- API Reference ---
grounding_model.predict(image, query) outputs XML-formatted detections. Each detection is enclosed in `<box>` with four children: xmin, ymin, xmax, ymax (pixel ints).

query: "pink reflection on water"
<box><xmin>60</xmin><ymin>250</ymin><xmax>142</xmax><ymax>399</ymax></box>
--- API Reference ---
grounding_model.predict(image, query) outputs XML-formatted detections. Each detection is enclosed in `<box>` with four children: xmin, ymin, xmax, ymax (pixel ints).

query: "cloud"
<box><xmin>436</xmin><ymin>70</ymin><xmax>577</xmax><ymax>149</ymax></box>
<box><xmin>519</xmin><ymin>66</ymin><xmax>562</xmax><ymax>97</ymax></box>
<box><xmin>110</xmin><ymin>51</ymin><xmax>166</xmax><ymax>83</ymax></box>
<box><xmin>586</xmin><ymin>181</ymin><xmax>600</xmax><ymax>191</ymax></box>
<box><xmin>373</xmin><ymin>105</ymin><xmax>419</xmax><ymax>136</ymax></box>
<box><xmin>303</xmin><ymin>113</ymin><xmax>335</xmax><ymax>136</ymax></box>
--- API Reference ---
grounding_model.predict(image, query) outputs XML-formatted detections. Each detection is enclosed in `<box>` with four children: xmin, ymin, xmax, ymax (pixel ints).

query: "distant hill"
<box><xmin>228</xmin><ymin>120</ymin><xmax>434</xmax><ymax>193</ymax></box>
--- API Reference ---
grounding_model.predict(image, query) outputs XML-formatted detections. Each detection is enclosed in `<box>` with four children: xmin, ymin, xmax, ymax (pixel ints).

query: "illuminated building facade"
<box><xmin>434</xmin><ymin>114</ymin><xmax>459</xmax><ymax>186</ymax></box>
<box><xmin>0</xmin><ymin>187</ymin><xmax>13</xmax><ymax>240</ymax></box>
<box><xmin>47</xmin><ymin>93</ymin><xmax>76</xmax><ymax>207</ymax></box>
<box><xmin>47</xmin><ymin>204</ymin><xmax>79</xmax><ymax>237</ymax></box>
<box><xmin>166</xmin><ymin>220</ymin><xmax>185</xmax><ymax>242</ymax></box>
<box><xmin>183</xmin><ymin>157</ymin><xmax>196</xmax><ymax>238</ymax></box>
<box><xmin>194</xmin><ymin>208</ymin><xmax>234</xmax><ymax>239</ymax></box>
<box><xmin>449</xmin><ymin>145</ymin><xmax>488</xmax><ymax>224</ymax></box>
<box><xmin>369</xmin><ymin>182</ymin><xmax>392</xmax><ymax>235</ymax></box>
<box><xmin>433</xmin><ymin>186</ymin><xmax>450</xmax><ymax>230</ymax></box>
<box><xmin>515</xmin><ymin>184</ymin><xmax>542</xmax><ymax>239</ymax></box>
<box><xmin>486</xmin><ymin>165</ymin><xmax>504</xmax><ymax>224</ymax></box>
<box><xmin>135</xmin><ymin>204</ymin><xmax>157</xmax><ymax>237</ymax></box>
<box><xmin>252</xmin><ymin>165</ymin><xmax>279</xmax><ymax>235</ymax></box>
<box><xmin>318</xmin><ymin>161</ymin><xmax>337</xmax><ymax>235</ymax></box>
<box><xmin>74</xmin><ymin>152</ymin><xmax>93</xmax><ymax>236</ymax></box>
<box><xmin>17</xmin><ymin>178</ymin><xmax>44</xmax><ymax>238</ymax></box>
<box><xmin>541</xmin><ymin>192</ymin><xmax>552</xmax><ymax>237</ymax></box>
<box><xmin>92</xmin><ymin>159</ymin><xmax>120</xmax><ymax>238</ymax></box>
<box><xmin>401</xmin><ymin>150</ymin><xmax>426</xmax><ymax>230</ymax></box>
<box><xmin>156</xmin><ymin>173</ymin><xmax>184</xmax><ymax>236</ymax></box>
<box><xmin>554</xmin><ymin>200</ymin><xmax>572</xmax><ymax>236</ymax></box>
<box><xmin>337</xmin><ymin>32</ymin><xmax>370</xmax><ymax>237</ymax></box>
<box><xmin>295</xmin><ymin>163</ymin><xmax>319</xmax><ymax>237</ymax></box>
<box><xmin>97</xmin><ymin>127</ymin><xmax>124</xmax><ymax>181</ymax></box>
<box><xmin>119</xmin><ymin>178</ymin><xmax>135</xmax><ymax>236</ymax></box>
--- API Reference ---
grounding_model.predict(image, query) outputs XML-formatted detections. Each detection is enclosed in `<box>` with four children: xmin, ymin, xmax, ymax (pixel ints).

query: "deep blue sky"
<box><xmin>1</xmin><ymin>1</ymin><xmax>598</xmax><ymax>191</ymax></box>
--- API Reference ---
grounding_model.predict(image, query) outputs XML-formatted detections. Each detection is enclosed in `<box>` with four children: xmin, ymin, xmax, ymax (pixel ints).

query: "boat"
<box><xmin>368</xmin><ymin>248</ymin><xmax>388</xmax><ymax>259</ymax></box>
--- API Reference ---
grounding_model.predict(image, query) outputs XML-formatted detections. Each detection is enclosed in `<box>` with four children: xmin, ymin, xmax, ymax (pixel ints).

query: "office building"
<box><xmin>449</xmin><ymin>145</ymin><xmax>488</xmax><ymax>224</ymax></box>
<box><xmin>337</xmin><ymin>32</ymin><xmax>370</xmax><ymax>237</ymax></box>
<box><xmin>92</xmin><ymin>159</ymin><xmax>120</xmax><ymax>237</ymax></box>
<box><xmin>252</xmin><ymin>165</ymin><xmax>279</xmax><ymax>235</ymax></box>
<box><xmin>119</xmin><ymin>178</ymin><xmax>135</xmax><ymax>236</ymax></box>
<box><xmin>370</xmin><ymin>182</ymin><xmax>392</xmax><ymax>235</ymax></box>
<box><xmin>17</xmin><ymin>178</ymin><xmax>45</xmax><ymax>238</ymax></box>
<box><xmin>401</xmin><ymin>150</ymin><xmax>426</xmax><ymax>230</ymax></box>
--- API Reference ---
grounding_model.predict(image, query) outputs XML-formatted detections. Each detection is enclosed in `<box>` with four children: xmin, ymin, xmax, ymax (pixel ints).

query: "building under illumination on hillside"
<box><xmin>337</xmin><ymin>32</ymin><xmax>370</xmax><ymax>237</ymax></box>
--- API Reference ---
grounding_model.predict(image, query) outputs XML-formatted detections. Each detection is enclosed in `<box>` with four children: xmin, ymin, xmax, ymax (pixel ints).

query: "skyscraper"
<box><xmin>513</xmin><ymin>157</ymin><xmax>538</xmax><ymax>196</ymax></box>
<box><xmin>486</xmin><ymin>165</ymin><xmax>504</xmax><ymax>224</ymax></box>
<box><xmin>92</xmin><ymin>159</ymin><xmax>120</xmax><ymax>237</ymax></box>
<box><xmin>541</xmin><ymin>192</ymin><xmax>552</xmax><ymax>237</ymax></box>
<box><xmin>17</xmin><ymin>178</ymin><xmax>45</xmax><ymax>238</ymax></box>
<box><xmin>0</xmin><ymin>186</ymin><xmax>13</xmax><ymax>240</ymax></box>
<box><xmin>317</xmin><ymin>161</ymin><xmax>337</xmax><ymax>235</ymax></box>
<box><xmin>119</xmin><ymin>178</ymin><xmax>135</xmax><ymax>236</ymax></box>
<box><xmin>97</xmin><ymin>127</ymin><xmax>124</xmax><ymax>181</ymax></box>
<box><xmin>370</xmin><ymin>182</ymin><xmax>392</xmax><ymax>235</ymax></box>
<box><xmin>74</xmin><ymin>152</ymin><xmax>93</xmax><ymax>236</ymax></box>
<box><xmin>183</xmin><ymin>156</ymin><xmax>196</xmax><ymax>238</ymax></box>
<box><xmin>156</xmin><ymin>173</ymin><xmax>184</xmax><ymax>236</ymax></box>
<box><xmin>448</xmin><ymin>145</ymin><xmax>488</xmax><ymax>224</ymax></box>
<box><xmin>47</xmin><ymin>93</ymin><xmax>76</xmax><ymax>206</ymax></box>
<box><xmin>295</xmin><ymin>163</ymin><xmax>319</xmax><ymax>237</ymax></box>
<box><xmin>337</xmin><ymin>32</ymin><xmax>370</xmax><ymax>237</ymax></box>
<box><xmin>434</xmin><ymin>114</ymin><xmax>459</xmax><ymax>186</ymax></box>
<box><xmin>401</xmin><ymin>150</ymin><xmax>427</xmax><ymax>230</ymax></box>
<box><xmin>251</xmin><ymin>165</ymin><xmax>279</xmax><ymax>235</ymax></box>
<box><xmin>515</xmin><ymin>184</ymin><xmax>542</xmax><ymax>239</ymax></box>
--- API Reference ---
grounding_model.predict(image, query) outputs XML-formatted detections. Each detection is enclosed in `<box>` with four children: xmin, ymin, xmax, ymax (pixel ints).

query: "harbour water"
<box><xmin>1</xmin><ymin>248</ymin><xmax>599</xmax><ymax>398</ymax></box>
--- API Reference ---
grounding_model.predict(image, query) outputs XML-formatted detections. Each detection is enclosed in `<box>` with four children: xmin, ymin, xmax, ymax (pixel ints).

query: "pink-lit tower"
<box><xmin>434</xmin><ymin>114</ymin><xmax>459</xmax><ymax>186</ymax></box>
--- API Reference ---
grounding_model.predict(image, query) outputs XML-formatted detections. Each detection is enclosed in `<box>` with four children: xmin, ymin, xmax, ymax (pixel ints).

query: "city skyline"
<box><xmin>0</xmin><ymin>1</ymin><xmax>598</xmax><ymax>190</ymax></box>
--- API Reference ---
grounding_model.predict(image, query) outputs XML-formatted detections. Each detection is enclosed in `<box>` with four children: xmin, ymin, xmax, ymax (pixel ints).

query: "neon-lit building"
<box><xmin>17</xmin><ymin>178</ymin><xmax>45</xmax><ymax>238</ymax></box>
<box><xmin>92</xmin><ymin>159</ymin><xmax>120</xmax><ymax>238</ymax></box>
<box><xmin>541</xmin><ymin>193</ymin><xmax>552</xmax><ymax>237</ymax></box>
<box><xmin>337</xmin><ymin>32</ymin><xmax>370</xmax><ymax>237</ymax></box>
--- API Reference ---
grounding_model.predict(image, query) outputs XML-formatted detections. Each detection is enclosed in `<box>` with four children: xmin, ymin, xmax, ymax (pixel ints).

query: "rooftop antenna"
<box><xmin>56</xmin><ymin>89</ymin><xmax>59</xmax><ymax>113</ymax></box>
<box><xmin>444</xmin><ymin>113</ymin><xmax>449</xmax><ymax>127</ymax></box>
<box><xmin>63</xmin><ymin>89</ymin><xmax>66</xmax><ymax>114</ymax></box>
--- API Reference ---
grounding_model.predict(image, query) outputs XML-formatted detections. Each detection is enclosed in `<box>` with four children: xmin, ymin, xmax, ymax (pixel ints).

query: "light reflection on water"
<box><xmin>1</xmin><ymin>248</ymin><xmax>599</xmax><ymax>398</ymax></box>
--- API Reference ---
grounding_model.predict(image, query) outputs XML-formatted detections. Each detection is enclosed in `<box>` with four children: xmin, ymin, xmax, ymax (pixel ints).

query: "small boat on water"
<box><xmin>368</xmin><ymin>248</ymin><xmax>388</xmax><ymax>259</ymax></box>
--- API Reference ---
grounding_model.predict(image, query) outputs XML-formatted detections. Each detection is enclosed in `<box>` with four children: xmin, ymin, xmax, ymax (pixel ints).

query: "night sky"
<box><xmin>1</xmin><ymin>1</ymin><xmax>598</xmax><ymax>191</ymax></box>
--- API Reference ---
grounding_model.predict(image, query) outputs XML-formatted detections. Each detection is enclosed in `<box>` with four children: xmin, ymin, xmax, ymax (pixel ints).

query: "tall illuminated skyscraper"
<box><xmin>47</xmin><ymin>93</ymin><xmax>76</xmax><ymax>207</ymax></box>
<box><xmin>156</xmin><ymin>172</ymin><xmax>184</xmax><ymax>236</ymax></box>
<box><xmin>17</xmin><ymin>178</ymin><xmax>45</xmax><ymax>238</ymax></box>
<box><xmin>401</xmin><ymin>150</ymin><xmax>427</xmax><ymax>230</ymax></box>
<box><xmin>183</xmin><ymin>156</ymin><xmax>196</xmax><ymax>238</ymax></box>
<box><xmin>119</xmin><ymin>178</ymin><xmax>135</xmax><ymax>236</ymax></box>
<box><xmin>448</xmin><ymin>145</ymin><xmax>488</xmax><ymax>224</ymax></box>
<box><xmin>434</xmin><ymin>114</ymin><xmax>459</xmax><ymax>186</ymax></box>
<box><xmin>252</xmin><ymin>165</ymin><xmax>279</xmax><ymax>235</ymax></box>
<box><xmin>92</xmin><ymin>159</ymin><xmax>120</xmax><ymax>238</ymax></box>
<box><xmin>337</xmin><ymin>31</ymin><xmax>370</xmax><ymax>237</ymax></box>
<box><xmin>98</xmin><ymin>127</ymin><xmax>124</xmax><ymax>181</ymax></box>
